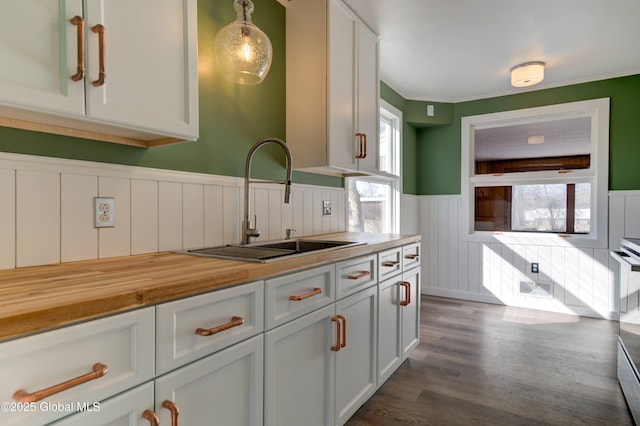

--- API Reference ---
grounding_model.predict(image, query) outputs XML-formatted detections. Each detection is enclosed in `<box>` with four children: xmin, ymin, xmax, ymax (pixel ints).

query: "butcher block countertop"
<box><xmin>0</xmin><ymin>232</ymin><xmax>420</xmax><ymax>341</ymax></box>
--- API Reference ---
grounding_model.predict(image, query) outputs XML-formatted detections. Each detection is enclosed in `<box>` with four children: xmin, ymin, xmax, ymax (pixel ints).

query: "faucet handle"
<box><xmin>286</xmin><ymin>228</ymin><xmax>297</xmax><ymax>239</ymax></box>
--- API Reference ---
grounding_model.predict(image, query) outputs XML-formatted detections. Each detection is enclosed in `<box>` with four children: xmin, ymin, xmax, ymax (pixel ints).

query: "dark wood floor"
<box><xmin>347</xmin><ymin>295</ymin><xmax>633</xmax><ymax>426</ymax></box>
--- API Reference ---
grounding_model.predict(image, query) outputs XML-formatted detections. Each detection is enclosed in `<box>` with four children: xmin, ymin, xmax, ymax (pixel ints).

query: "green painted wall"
<box><xmin>0</xmin><ymin>0</ymin><xmax>342</xmax><ymax>188</ymax></box>
<box><xmin>416</xmin><ymin>74</ymin><xmax>640</xmax><ymax>195</ymax></box>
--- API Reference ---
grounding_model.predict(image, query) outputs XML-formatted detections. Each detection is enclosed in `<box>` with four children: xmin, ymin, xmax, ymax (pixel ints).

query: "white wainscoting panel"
<box><xmin>418</xmin><ymin>192</ymin><xmax>640</xmax><ymax>319</ymax></box>
<box><xmin>183</xmin><ymin>183</ymin><xmax>205</xmax><ymax>250</ymax></box>
<box><xmin>0</xmin><ymin>169</ymin><xmax>15</xmax><ymax>269</ymax></box>
<box><xmin>131</xmin><ymin>179</ymin><xmax>159</xmax><ymax>255</ymax></box>
<box><xmin>61</xmin><ymin>174</ymin><xmax>98</xmax><ymax>262</ymax></box>
<box><xmin>0</xmin><ymin>153</ymin><xmax>347</xmax><ymax>270</ymax></box>
<box><xmin>16</xmin><ymin>170</ymin><xmax>60</xmax><ymax>267</ymax></box>
<box><xmin>158</xmin><ymin>181</ymin><xmax>183</xmax><ymax>252</ymax></box>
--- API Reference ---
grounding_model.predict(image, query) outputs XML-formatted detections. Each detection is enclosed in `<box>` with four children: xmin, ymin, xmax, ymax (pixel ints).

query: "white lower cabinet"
<box><xmin>377</xmin><ymin>264</ymin><xmax>421</xmax><ymax>384</ymax></box>
<box><xmin>265</xmin><ymin>285</ymin><xmax>378</xmax><ymax>426</ymax></box>
<box><xmin>3</xmin><ymin>241</ymin><xmax>420</xmax><ymax>426</ymax></box>
<box><xmin>155</xmin><ymin>335</ymin><xmax>264</xmax><ymax>426</ymax></box>
<box><xmin>334</xmin><ymin>286</ymin><xmax>377</xmax><ymax>425</ymax></box>
<box><xmin>265</xmin><ymin>304</ymin><xmax>335</xmax><ymax>426</ymax></box>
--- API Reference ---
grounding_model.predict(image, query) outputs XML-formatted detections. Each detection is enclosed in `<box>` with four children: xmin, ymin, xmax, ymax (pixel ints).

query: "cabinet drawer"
<box><xmin>51</xmin><ymin>382</ymin><xmax>154</xmax><ymax>426</ymax></box>
<box><xmin>402</xmin><ymin>242</ymin><xmax>421</xmax><ymax>270</ymax></box>
<box><xmin>378</xmin><ymin>247</ymin><xmax>402</xmax><ymax>281</ymax></box>
<box><xmin>0</xmin><ymin>308</ymin><xmax>154</xmax><ymax>426</ymax></box>
<box><xmin>265</xmin><ymin>265</ymin><xmax>335</xmax><ymax>330</ymax></box>
<box><xmin>336</xmin><ymin>254</ymin><xmax>378</xmax><ymax>299</ymax></box>
<box><xmin>156</xmin><ymin>281</ymin><xmax>264</xmax><ymax>375</ymax></box>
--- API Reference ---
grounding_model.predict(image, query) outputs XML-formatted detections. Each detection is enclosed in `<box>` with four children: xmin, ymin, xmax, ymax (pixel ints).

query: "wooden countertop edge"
<box><xmin>0</xmin><ymin>233</ymin><xmax>420</xmax><ymax>340</ymax></box>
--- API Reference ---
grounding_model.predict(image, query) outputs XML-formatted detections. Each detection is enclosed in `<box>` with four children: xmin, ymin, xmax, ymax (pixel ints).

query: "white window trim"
<box><xmin>460</xmin><ymin>97</ymin><xmax>610</xmax><ymax>248</ymax></box>
<box><xmin>347</xmin><ymin>99</ymin><xmax>402</xmax><ymax>234</ymax></box>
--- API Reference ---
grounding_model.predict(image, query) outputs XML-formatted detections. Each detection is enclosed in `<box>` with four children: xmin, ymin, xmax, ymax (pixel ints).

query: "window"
<box><xmin>348</xmin><ymin>100</ymin><xmax>401</xmax><ymax>233</ymax></box>
<box><xmin>461</xmin><ymin>98</ymin><xmax>609</xmax><ymax>248</ymax></box>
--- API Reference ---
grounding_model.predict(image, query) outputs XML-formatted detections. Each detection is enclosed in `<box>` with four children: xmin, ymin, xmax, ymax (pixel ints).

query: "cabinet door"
<box><xmin>0</xmin><ymin>0</ymin><xmax>84</xmax><ymax>116</ymax></box>
<box><xmin>335</xmin><ymin>286</ymin><xmax>377</xmax><ymax>425</ymax></box>
<box><xmin>84</xmin><ymin>0</ymin><xmax>198</xmax><ymax>139</ymax></box>
<box><xmin>401</xmin><ymin>267</ymin><xmax>421</xmax><ymax>358</ymax></box>
<box><xmin>50</xmin><ymin>382</ymin><xmax>154</xmax><ymax>426</ymax></box>
<box><xmin>265</xmin><ymin>305</ymin><xmax>335</xmax><ymax>426</ymax></box>
<box><xmin>155</xmin><ymin>335</ymin><xmax>264</xmax><ymax>426</ymax></box>
<box><xmin>355</xmin><ymin>21</ymin><xmax>379</xmax><ymax>174</ymax></box>
<box><xmin>327</xmin><ymin>0</ymin><xmax>358</xmax><ymax>172</ymax></box>
<box><xmin>377</xmin><ymin>277</ymin><xmax>402</xmax><ymax>385</ymax></box>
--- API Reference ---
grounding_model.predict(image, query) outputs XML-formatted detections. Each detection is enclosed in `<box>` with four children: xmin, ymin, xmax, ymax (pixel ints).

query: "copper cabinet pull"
<box><xmin>162</xmin><ymin>400</ymin><xmax>180</xmax><ymax>426</ymax></box>
<box><xmin>382</xmin><ymin>260</ymin><xmax>400</xmax><ymax>267</ymax></box>
<box><xmin>347</xmin><ymin>270</ymin><xmax>371</xmax><ymax>280</ymax></box>
<box><xmin>13</xmin><ymin>363</ymin><xmax>108</xmax><ymax>403</ymax></box>
<box><xmin>337</xmin><ymin>314</ymin><xmax>347</xmax><ymax>349</ymax></box>
<box><xmin>289</xmin><ymin>287</ymin><xmax>322</xmax><ymax>301</ymax></box>
<box><xmin>355</xmin><ymin>133</ymin><xmax>366</xmax><ymax>159</ymax></box>
<box><xmin>331</xmin><ymin>316</ymin><xmax>341</xmax><ymax>352</ymax></box>
<box><xmin>362</xmin><ymin>133</ymin><xmax>367</xmax><ymax>158</ymax></box>
<box><xmin>196</xmin><ymin>316</ymin><xmax>244</xmax><ymax>336</ymax></box>
<box><xmin>405</xmin><ymin>254</ymin><xmax>419</xmax><ymax>260</ymax></box>
<box><xmin>143</xmin><ymin>409</ymin><xmax>160</xmax><ymax>426</ymax></box>
<box><xmin>400</xmin><ymin>281</ymin><xmax>411</xmax><ymax>306</ymax></box>
<box><xmin>70</xmin><ymin>16</ymin><xmax>85</xmax><ymax>81</ymax></box>
<box><xmin>91</xmin><ymin>24</ymin><xmax>106</xmax><ymax>87</ymax></box>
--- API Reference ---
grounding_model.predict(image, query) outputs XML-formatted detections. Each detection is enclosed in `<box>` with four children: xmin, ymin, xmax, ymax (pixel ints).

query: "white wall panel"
<box><xmin>222</xmin><ymin>185</ymin><xmax>241</xmax><ymax>245</ymax></box>
<box><xmin>158</xmin><ymin>182</ymin><xmax>183</xmax><ymax>251</ymax></box>
<box><xmin>1</xmin><ymin>153</ymin><xmax>346</xmax><ymax>271</ymax></box>
<box><xmin>16</xmin><ymin>170</ymin><xmax>60</xmax><ymax>267</ymax></box>
<box><xmin>131</xmin><ymin>179</ymin><xmax>158</xmax><ymax>255</ymax></box>
<box><xmin>625</xmin><ymin>195</ymin><xmax>640</xmax><ymax>238</ymax></box>
<box><xmin>61</xmin><ymin>174</ymin><xmax>98</xmax><ymax>262</ymax></box>
<box><xmin>204</xmin><ymin>184</ymin><xmax>224</xmax><ymax>248</ymax></box>
<box><xmin>98</xmin><ymin>176</ymin><xmax>131</xmax><ymax>258</ymax></box>
<box><xmin>0</xmin><ymin>169</ymin><xmax>15</xmax><ymax>269</ymax></box>
<box><xmin>183</xmin><ymin>183</ymin><xmax>204</xmax><ymax>250</ymax></box>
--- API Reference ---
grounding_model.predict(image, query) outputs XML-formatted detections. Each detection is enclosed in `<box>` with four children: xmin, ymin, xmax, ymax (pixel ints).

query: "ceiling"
<box><xmin>332</xmin><ymin>0</ymin><xmax>640</xmax><ymax>102</ymax></box>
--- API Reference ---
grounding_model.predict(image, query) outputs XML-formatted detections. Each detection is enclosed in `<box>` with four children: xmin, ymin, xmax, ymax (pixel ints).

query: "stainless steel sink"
<box><xmin>182</xmin><ymin>239</ymin><xmax>365</xmax><ymax>262</ymax></box>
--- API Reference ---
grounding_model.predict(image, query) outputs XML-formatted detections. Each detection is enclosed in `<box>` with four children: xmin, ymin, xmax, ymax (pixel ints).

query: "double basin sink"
<box><xmin>183</xmin><ymin>239</ymin><xmax>365</xmax><ymax>262</ymax></box>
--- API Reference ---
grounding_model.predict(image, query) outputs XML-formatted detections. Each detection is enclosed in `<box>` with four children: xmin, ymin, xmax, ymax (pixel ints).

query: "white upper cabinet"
<box><xmin>286</xmin><ymin>0</ymin><xmax>380</xmax><ymax>175</ymax></box>
<box><xmin>0</xmin><ymin>0</ymin><xmax>198</xmax><ymax>147</ymax></box>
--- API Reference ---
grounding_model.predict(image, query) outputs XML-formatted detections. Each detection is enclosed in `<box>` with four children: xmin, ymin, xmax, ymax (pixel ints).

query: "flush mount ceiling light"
<box><xmin>510</xmin><ymin>61</ymin><xmax>545</xmax><ymax>88</ymax></box>
<box><xmin>527</xmin><ymin>135</ymin><xmax>545</xmax><ymax>145</ymax></box>
<box><xmin>215</xmin><ymin>0</ymin><xmax>273</xmax><ymax>85</ymax></box>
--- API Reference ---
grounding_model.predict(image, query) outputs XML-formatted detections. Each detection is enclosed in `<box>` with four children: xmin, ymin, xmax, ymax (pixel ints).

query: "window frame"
<box><xmin>460</xmin><ymin>98</ymin><xmax>610</xmax><ymax>248</ymax></box>
<box><xmin>347</xmin><ymin>99</ymin><xmax>402</xmax><ymax>234</ymax></box>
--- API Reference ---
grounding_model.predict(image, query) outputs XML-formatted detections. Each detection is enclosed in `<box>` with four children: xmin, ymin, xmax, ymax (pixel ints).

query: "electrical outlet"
<box><xmin>322</xmin><ymin>200</ymin><xmax>332</xmax><ymax>216</ymax></box>
<box><xmin>531</xmin><ymin>262</ymin><xmax>539</xmax><ymax>273</ymax></box>
<box><xmin>94</xmin><ymin>197</ymin><xmax>115</xmax><ymax>228</ymax></box>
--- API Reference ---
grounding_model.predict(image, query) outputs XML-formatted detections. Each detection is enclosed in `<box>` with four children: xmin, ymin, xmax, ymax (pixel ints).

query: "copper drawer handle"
<box><xmin>331</xmin><ymin>316</ymin><xmax>341</xmax><ymax>352</ymax></box>
<box><xmin>91</xmin><ymin>24</ymin><xmax>106</xmax><ymax>87</ymax></box>
<box><xmin>382</xmin><ymin>260</ymin><xmax>400</xmax><ymax>267</ymax></box>
<box><xmin>400</xmin><ymin>281</ymin><xmax>411</xmax><ymax>306</ymax></box>
<box><xmin>70</xmin><ymin>16</ymin><xmax>85</xmax><ymax>81</ymax></box>
<box><xmin>362</xmin><ymin>133</ymin><xmax>367</xmax><ymax>158</ymax></box>
<box><xmin>13</xmin><ymin>362</ymin><xmax>108</xmax><ymax>403</ymax></box>
<box><xmin>289</xmin><ymin>287</ymin><xmax>322</xmax><ymax>301</ymax></box>
<box><xmin>405</xmin><ymin>254</ymin><xmax>419</xmax><ymax>260</ymax></box>
<box><xmin>347</xmin><ymin>270</ymin><xmax>371</xmax><ymax>280</ymax></box>
<box><xmin>162</xmin><ymin>400</ymin><xmax>180</xmax><ymax>426</ymax></box>
<box><xmin>196</xmin><ymin>316</ymin><xmax>244</xmax><ymax>336</ymax></box>
<box><xmin>143</xmin><ymin>409</ymin><xmax>160</xmax><ymax>426</ymax></box>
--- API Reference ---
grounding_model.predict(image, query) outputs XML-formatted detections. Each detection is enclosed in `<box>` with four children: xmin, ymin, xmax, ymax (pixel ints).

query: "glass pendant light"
<box><xmin>215</xmin><ymin>0</ymin><xmax>273</xmax><ymax>85</ymax></box>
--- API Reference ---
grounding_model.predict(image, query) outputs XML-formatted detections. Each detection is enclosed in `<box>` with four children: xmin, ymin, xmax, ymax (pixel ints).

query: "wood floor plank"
<box><xmin>346</xmin><ymin>295</ymin><xmax>633</xmax><ymax>426</ymax></box>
